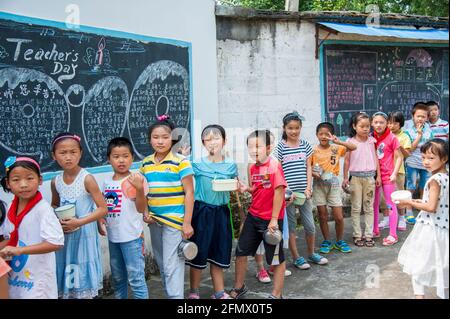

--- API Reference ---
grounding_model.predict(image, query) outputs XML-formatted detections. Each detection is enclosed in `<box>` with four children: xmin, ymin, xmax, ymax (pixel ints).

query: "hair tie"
<box><xmin>4</xmin><ymin>156</ymin><xmax>40</xmax><ymax>173</ymax></box>
<box><xmin>157</xmin><ymin>114</ymin><xmax>170</xmax><ymax>121</ymax></box>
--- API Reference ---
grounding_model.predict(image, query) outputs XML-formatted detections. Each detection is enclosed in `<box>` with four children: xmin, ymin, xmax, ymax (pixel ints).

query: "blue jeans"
<box><xmin>108</xmin><ymin>237</ymin><xmax>149</xmax><ymax>299</ymax></box>
<box><xmin>149</xmin><ymin>222</ymin><xmax>185</xmax><ymax>299</ymax></box>
<box><xmin>405</xmin><ymin>165</ymin><xmax>430</xmax><ymax>191</ymax></box>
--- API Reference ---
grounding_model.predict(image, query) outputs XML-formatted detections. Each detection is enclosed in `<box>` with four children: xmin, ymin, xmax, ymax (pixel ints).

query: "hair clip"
<box><xmin>4</xmin><ymin>156</ymin><xmax>16</xmax><ymax>172</ymax></box>
<box><xmin>157</xmin><ymin>114</ymin><xmax>170</xmax><ymax>121</ymax></box>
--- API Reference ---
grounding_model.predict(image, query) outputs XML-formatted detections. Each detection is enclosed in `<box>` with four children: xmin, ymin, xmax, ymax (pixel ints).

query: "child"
<box><xmin>371</xmin><ymin>112</ymin><xmax>403</xmax><ymax>245</ymax></box>
<box><xmin>343</xmin><ymin>112</ymin><xmax>380</xmax><ymax>247</ymax></box>
<box><xmin>397</xmin><ymin>139</ymin><xmax>449</xmax><ymax>299</ymax></box>
<box><xmin>50</xmin><ymin>132</ymin><xmax>108</xmax><ymax>299</ymax></box>
<box><xmin>137</xmin><ymin>114</ymin><xmax>194</xmax><ymax>299</ymax></box>
<box><xmin>427</xmin><ymin>100</ymin><xmax>448</xmax><ymax>142</ymax></box>
<box><xmin>102</xmin><ymin>137</ymin><xmax>148</xmax><ymax>299</ymax></box>
<box><xmin>312</xmin><ymin>122</ymin><xmax>356</xmax><ymax>254</ymax></box>
<box><xmin>185</xmin><ymin>125</ymin><xmax>237</xmax><ymax>300</ymax></box>
<box><xmin>0</xmin><ymin>257</ymin><xmax>10</xmax><ymax>299</ymax></box>
<box><xmin>403</xmin><ymin>102</ymin><xmax>434</xmax><ymax>224</ymax></box>
<box><xmin>230</xmin><ymin>130</ymin><xmax>287</xmax><ymax>299</ymax></box>
<box><xmin>0</xmin><ymin>156</ymin><xmax>64</xmax><ymax>299</ymax></box>
<box><xmin>273</xmin><ymin>112</ymin><xmax>328</xmax><ymax>270</ymax></box>
<box><xmin>377</xmin><ymin>112</ymin><xmax>411</xmax><ymax>231</ymax></box>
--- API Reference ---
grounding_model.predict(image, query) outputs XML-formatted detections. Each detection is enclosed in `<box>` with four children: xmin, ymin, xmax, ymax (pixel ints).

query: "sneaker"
<box><xmin>268</xmin><ymin>266</ymin><xmax>292</xmax><ymax>277</ymax></box>
<box><xmin>333</xmin><ymin>240</ymin><xmax>352</xmax><ymax>253</ymax></box>
<box><xmin>268</xmin><ymin>294</ymin><xmax>284</xmax><ymax>299</ymax></box>
<box><xmin>293</xmin><ymin>256</ymin><xmax>311</xmax><ymax>270</ymax></box>
<box><xmin>211</xmin><ymin>292</ymin><xmax>232</xmax><ymax>299</ymax></box>
<box><xmin>382</xmin><ymin>235</ymin><xmax>398</xmax><ymax>246</ymax></box>
<box><xmin>319</xmin><ymin>240</ymin><xmax>332</xmax><ymax>254</ymax></box>
<box><xmin>398</xmin><ymin>219</ymin><xmax>407</xmax><ymax>231</ymax></box>
<box><xmin>187</xmin><ymin>292</ymin><xmax>200</xmax><ymax>299</ymax></box>
<box><xmin>308</xmin><ymin>253</ymin><xmax>328</xmax><ymax>265</ymax></box>
<box><xmin>405</xmin><ymin>215</ymin><xmax>416</xmax><ymax>225</ymax></box>
<box><xmin>256</xmin><ymin>269</ymin><xmax>271</xmax><ymax>283</ymax></box>
<box><xmin>378</xmin><ymin>219</ymin><xmax>389</xmax><ymax>229</ymax></box>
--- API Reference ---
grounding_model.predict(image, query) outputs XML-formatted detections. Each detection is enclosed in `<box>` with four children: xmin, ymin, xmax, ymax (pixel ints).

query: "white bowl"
<box><xmin>391</xmin><ymin>190</ymin><xmax>412</xmax><ymax>204</ymax></box>
<box><xmin>211</xmin><ymin>179</ymin><xmax>238</xmax><ymax>192</ymax></box>
<box><xmin>54</xmin><ymin>204</ymin><xmax>76</xmax><ymax>220</ymax></box>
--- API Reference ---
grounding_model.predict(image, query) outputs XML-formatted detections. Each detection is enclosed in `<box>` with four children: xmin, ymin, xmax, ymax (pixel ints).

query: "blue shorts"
<box><xmin>185</xmin><ymin>201</ymin><xmax>232</xmax><ymax>269</ymax></box>
<box><xmin>405</xmin><ymin>165</ymin><xmax>430</xmax><ymax>190</ymax></box>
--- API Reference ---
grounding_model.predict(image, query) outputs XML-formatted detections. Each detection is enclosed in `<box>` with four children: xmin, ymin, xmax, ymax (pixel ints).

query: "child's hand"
<box><xmin>268</xmin><ymin>219</ymin><xmax>279</xmax><ymax>233</ymax></box>
<box><xmin>389</xmin><ymin>173</ymin><xmax>397</xmax><ymax>183</ymax></box>
<box><xmin>178</xmin><ymin>144</ymin><xmax>191</xmax><ymax>156</ymax></box>
<box><xmin>0</xmin><ymin>246</ymin><xmax>22</xmax><ymax>259</ymax></box>
<box><xmin>128</xmin><ymin>173</ymin><xmax>144</xmax><ymax>192</ymax></box>
<box><xmin>182</xmin><ymin>222</ymin><xmax>194</xmax><ymax>240</ymax></box>
<box><xmin>238</xmin><ymin>181</ymin><xmax>249</xmax><ymax>193</ymax></box>
<box><xmin>143</xmin><ymin>212</ymin><xmax>156</xmax><ymax>224</ymax></box>
<box><xmin>396</xmin><ymin>199</ymin><xmax>413</xmax><ymax>209</ymax></box>
<box><xmin>286</xmin><ymin>193</ymin><xmax>295</xmax><ymax>207</ymax></box>
<box><xmin>60</xmin><ymin>218</ymin><xmax>81</xmax><ymax>233</ymax></box>
<box><xmin>304</xmin><ymin>188</ymin><xmax>312</xmax><ymax>199</ymax></box>
<box><xmin>326</xmin><ymin>132</ymin><xmax>339</xmax><ymax>144</ymax></box>
<box><xmin>375</xmin><ymin>176</ymin><xmax>382</xmax><ymax>188</ymax></box>
<box><xmin>97</xmin><ymin>219</ymin><xmax>107</xmax><ymax>236</ymax></box>
<box><xmin>342</xmin><ymin>179</ymin><xmax>350</xmax><ymax>190</ymax></box>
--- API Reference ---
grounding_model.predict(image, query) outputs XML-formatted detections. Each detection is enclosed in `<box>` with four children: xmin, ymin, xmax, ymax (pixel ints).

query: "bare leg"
<box><xmin>332</xmin><ymin>206</ymin><xmax>344</xmax><ymax>241</ymax></box>
<box><xmin>189</xmin><ymin>267</ymin><xmax>202</xmax><ymax>290</ymax></box>
<box><xmin>233</xmin><ymin>256</ymin><xmax>247</xmax><ymax>290</ymax></box>
<box><xmin>317</xmin><ymin>206</ymin><xmax>330</xmax><ymax>241</ymax></box>
<box><xmin>306</xmin><ymin>233</ymin><xmax>315</xmax><ymax>256</ymax></box>
<box><xmin>271</xmin><ymin>262</ymin><xmax>286</xmax><ymax>298</ymax></box>
<box><xmin>288</xmin><ymin>233</ymin><xmax>299</xmax><ymax>260</ymax></box>
<box><xmin>255</xmin><ymin>254</ymin><xmax>265</xmax><ymax>272</ymax></box>
<box><xmin>210</xmin><ymin>264</ymin><xmax>225</xmax><ymax>293</ymax></box>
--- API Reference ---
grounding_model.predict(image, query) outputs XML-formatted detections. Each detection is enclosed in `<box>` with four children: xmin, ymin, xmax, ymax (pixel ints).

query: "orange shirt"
<box><xmin>311</xmin><ymin>144</ymin><xmax>347</xmax><ymax>176</ymax></box>
<box><xmin>0</xmin><ymin>257</ymin><xmax>10</xmax><ymax>278</ymax></box>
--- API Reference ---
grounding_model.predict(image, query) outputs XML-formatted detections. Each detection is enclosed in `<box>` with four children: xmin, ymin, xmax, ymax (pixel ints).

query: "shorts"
<box><xmin>405</xmin><ymin>165</ymin><xmax>430</xmax><ymax>190</ymax></box>
<box><xmin>313</xmin><ymin>180</ymin><xmax>343</xmax><ymax>207</ymax></box>
<box><xmin>286</xmin><ymin>198</ymin><xmax>315</xmax><ymax>235</ymax></box>
<box><xmin>185</xmin><ymin>201</ymin><xmax>232</xmax><ymax>269</ymax></box>
<box><xmin>235</xmin><ymin>213</ymin><xmax>285</xmax><ymax>266</ymax></box>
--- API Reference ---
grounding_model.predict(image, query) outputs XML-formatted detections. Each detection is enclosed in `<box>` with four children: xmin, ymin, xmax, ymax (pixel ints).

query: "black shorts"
<box><xmin>185</xmin><ymin>201</ymin><xmax>233</xmax><ymax>269</ymax></box>
<box><xmin>235</xmin><ymin>213</ymin><xmax>285</xmax><ymax>266</ymax></box>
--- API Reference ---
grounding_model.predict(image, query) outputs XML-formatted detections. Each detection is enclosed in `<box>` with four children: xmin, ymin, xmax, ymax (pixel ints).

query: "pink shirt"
<box><xmin>249</xmin><ymin>157</ymin><xmax>287</xmax><ymax>220</ymax></box>
<box><xmin>375</xmin><ymin>132</ymin><xmax>400</xmax><ymax>183</ymax></box>
<box><xmin>347</xmin><ymin>136</ymin><xmax>378</xmax><ymax>173</ymax></box>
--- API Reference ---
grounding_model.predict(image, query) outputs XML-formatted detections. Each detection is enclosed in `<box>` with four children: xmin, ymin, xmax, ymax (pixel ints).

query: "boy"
<box><xmin>403</xmin><ymin>102</ymin><xmax>434</xmax><ymax>224</ymax></box>
<box><xmin>230</xmin><ymin>130</ymin><xmax>287</xmax><ymax>299</ymax></box>
<box><xmin>312</xmin><ymin>122</ymin><xmax>356</xmax><ymax>254</ymax></box>
<box><xmin>378</xmin><ymin>112</ymin><xmax>411</xmax><ymax>231</ymax></box>
<box><xmin>102</xmin><ymin>137</ymin><xmax>148</xmax><ymax>299</ymax></box>
<box><xmin>427</xmin><ymin>100</ymin><xmax>449</xmax><ymax>142</ymax></box>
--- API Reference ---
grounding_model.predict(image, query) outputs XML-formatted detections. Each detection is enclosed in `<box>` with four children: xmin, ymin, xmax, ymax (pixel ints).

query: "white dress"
<box><xmin>398</xmin><ymin>172</ymin><xmax>449</xmax><ymax>299</ymax></box>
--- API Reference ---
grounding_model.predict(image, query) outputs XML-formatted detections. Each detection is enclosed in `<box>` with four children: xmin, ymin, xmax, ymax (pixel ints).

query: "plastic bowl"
<box><xmin>121</xmin><ymin>177</ymin><xmax>149</xmax><ymax>200</ymax></box>
<box><xmin>293</xmin><ymin>192</ymin><xmax>306</xmax><ymax>206</ymax></box>
<box><xmin>54</xmin><ymin>204</ymin><xmax>76</xmax><ymax>220</ymax></box>
<box><xmin>321</xmin><ymin>171</ymin><xmax>334</xmax><ymax>181</ymax></box>
<box><xmin>391</xmin><ymin>190</ymin><xmax>412</xmax><ymax>204</ymax></box>
<box><xmin>211</xmin><ymin>179</ymin><xmax>238</xmax><ymax>192</ymax></box>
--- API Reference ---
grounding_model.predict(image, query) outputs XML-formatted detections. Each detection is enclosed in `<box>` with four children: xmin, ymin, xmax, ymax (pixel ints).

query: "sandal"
<box><xmin>382</xmin><ymin>235</ymin><xmax>398</xmax><ymax>246</ymax></box>
<box><xmin>353</xmin><ymin>237</ymin><xmax>365</xmax><ymax>247</ymax></box>
<box><xmin>364</xmin><ymin>238</ymin><xmax>375</xmax><ymax>247</ymax></box>
<box><xmin>229</xmin><ymin>284</ymin><xmax>248</xmax><ymax>299</ymax></box>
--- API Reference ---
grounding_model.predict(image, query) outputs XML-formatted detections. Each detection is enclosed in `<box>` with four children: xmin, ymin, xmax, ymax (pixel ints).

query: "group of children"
<box><xmin>0</xmin><ymin>100</ymin><xmax>448</xmax><ymax>300</ymax></box>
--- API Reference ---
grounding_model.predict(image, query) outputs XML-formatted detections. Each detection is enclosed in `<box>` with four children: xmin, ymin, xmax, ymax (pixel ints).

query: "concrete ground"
<box><xmin>105</xmin><ymin>218</ymin><xmax>438</xmax><ymax>299</ymax></box>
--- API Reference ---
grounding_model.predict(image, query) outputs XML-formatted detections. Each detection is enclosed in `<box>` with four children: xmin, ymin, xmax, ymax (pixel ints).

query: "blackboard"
<box><xmin>323</xmin><ymin>44</ymin><xmax>449</xmax><ymax>136</ymax></box>
<box><xmin>0</xmin><ymin>14</ymin><xmax>191</xmax><ymax>174</ymax></box>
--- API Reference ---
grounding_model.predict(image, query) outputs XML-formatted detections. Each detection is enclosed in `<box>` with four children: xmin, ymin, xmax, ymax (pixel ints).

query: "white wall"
<box><xmin>0</xmin><ymin>0</ymin><xmax>218</xmax><ymax>277</ymax></box>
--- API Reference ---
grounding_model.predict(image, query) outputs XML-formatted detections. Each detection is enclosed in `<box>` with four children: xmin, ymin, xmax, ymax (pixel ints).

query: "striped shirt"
<box><xmin>273</xmin><ymin>139</ymin><xmax>312</xmax><ymax>192</ymax></box>
<box><xmin>429</xmin><ymin>118</ymin><xmax>449</xmax><ymax>142</ymax></box>
<box><xmin>140</xmin><ymin>152</ymin><xmax>194</xmax><ymax>230</ymax></box>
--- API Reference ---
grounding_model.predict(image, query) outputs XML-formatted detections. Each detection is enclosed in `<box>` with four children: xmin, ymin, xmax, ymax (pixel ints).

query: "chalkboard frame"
<box><xmin>0</xmin><ymin>12</ymin><xmax>194</xmax><ymax>181</ymax></box>
<box><xmin>319</xmin><ymin>39</ymin><xmax>449</xmax><ymax>136</ymax></box>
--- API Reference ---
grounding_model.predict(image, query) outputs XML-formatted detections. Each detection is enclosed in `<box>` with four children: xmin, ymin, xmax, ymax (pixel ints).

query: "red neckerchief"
<box><xmin>7</xmin><ymin>192</ymin><xmax>43</xmax><ymax>247</ymax></box>
<box><xmin>373</xmin><ymin>127</ymin><xmax>391</xmax><ymax>148</ymax></box>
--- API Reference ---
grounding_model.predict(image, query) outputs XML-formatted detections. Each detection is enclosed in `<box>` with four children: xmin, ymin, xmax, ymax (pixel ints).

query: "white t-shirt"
<box><xmin>102</xmin><ymin>177</ymin><xmax>144</xmax><ymax>243</ymax></box>
<box><xmin>1</xmin><ymin>199</ymin><xmax>64</xmax><ymax>299</ymax></box>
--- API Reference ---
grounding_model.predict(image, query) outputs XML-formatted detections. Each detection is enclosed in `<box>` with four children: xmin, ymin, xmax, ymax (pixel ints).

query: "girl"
<box><xmin>185</xmin><ymin>125</ymin><xmax>237</xmax><ymax>299</ymax></box>
<box><xmin>137</xmin><ymin>114</ymin><xmax>194</xmax><ymax>299</ymax></box>
<box><xmin>273</xmin><ymin>111</ymin><xmax>328</xmax><ymax>270</ymax></box>
<box><xmin>371</xmin><ymin>112</ymin><xmax>403</xmax><ymax>246</ymax></box>
<box><xmin>397</xmin><ymin>139</ymin><xmax>449</xmax><ymax>299</ymax></box>
<box><xmin>343</xmin><ymin>112</ymin><xmax>380</xmax><ymax>247</ymax></box>
<box><xmin>51</xmin><ymin>132</ymin><xmax>108</xmax><ymax>299</ymax></box>
<box><xmin>0</xmin><ymin>157</ymin><xmax>64</xmax><ymax>299</ymax></box>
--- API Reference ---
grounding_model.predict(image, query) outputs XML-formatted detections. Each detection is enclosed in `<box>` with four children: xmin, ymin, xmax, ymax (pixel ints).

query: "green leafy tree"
<box><xmin>218</xmin><ymin>0</ymin><xmax>449</xmax><ymax>17</ymax></box>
